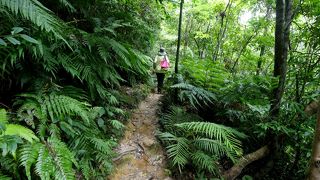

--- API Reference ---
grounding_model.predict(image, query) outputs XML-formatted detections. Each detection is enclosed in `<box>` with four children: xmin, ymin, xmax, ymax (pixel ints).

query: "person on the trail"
<box><xmin>153</xmin><ymin>47</ymin><xmax>170</xmax><ymax>93</ymax></box>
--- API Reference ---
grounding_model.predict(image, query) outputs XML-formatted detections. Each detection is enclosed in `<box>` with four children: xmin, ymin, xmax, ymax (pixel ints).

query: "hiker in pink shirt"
<box><xmin>153</xmin><ymin>47</ymin><xmax>170</xmax><ymax>93</ymax></box>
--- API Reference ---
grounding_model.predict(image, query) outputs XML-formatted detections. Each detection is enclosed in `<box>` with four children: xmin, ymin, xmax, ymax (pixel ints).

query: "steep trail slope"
<box><xmin>108</xmin><ymin>93</ymin><xmax>171</xmax><ymax>180</ymax></box>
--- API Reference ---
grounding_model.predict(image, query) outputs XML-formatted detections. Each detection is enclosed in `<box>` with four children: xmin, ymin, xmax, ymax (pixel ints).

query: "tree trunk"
<box><xmin>212</xmin><ymin>0</ymin><xmax>232</xmax><ymax>61</ymax></box>
<box><xmin>231</xmin><ymin>33</ymin><xmax>256</xmax><ymax>72</ymax></box>
<box><xmin>256</xmin><ymin>45</ymin><xmax>266</xmax><ymax>75</ymax></box>
<box><xmin>174</xmin><ymin>0</ymin><xmax>184</xmax><ymax>74</ymax></box>
<box><xmin>309</xmin><ymin>106</ymin><xmax>320</xmax><ymax>179</ymax></box>
<box><xmin>263</xmin><ymin>0</ymin><xmax>292</xmax><ymax>176</ymax></box>
<box><xmin>270</xmin><ymin>0</ymin><xmax>286</xmax><ymax>117</ymax></box>
<box><xmin>256</xmin><ymin>6</ymin><xmax>271</xmax><ymax>75</ymax></box>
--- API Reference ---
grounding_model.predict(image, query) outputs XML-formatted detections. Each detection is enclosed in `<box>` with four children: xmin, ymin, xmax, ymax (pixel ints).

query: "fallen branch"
<box><xmin>112</xmin><ymin>148</ymin><xmax>136</xmax><ymax>162</ymax></box>
<box><xmin>223</xmin><ymin>145</ymin><xmax>270</xmax><ymax>180</ymax></box>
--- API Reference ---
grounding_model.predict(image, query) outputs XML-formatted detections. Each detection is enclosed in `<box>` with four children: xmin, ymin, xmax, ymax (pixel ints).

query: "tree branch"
<box><xmin>223</xmin><ymin>145</ymin><xmax>270</xmax><ymax>180</ymax></box>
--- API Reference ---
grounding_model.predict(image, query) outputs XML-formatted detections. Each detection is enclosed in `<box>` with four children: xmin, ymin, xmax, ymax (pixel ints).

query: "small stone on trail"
<box><xmin>143</xmin><ymin>137</ymin><xmax>156</xmax><ymax>147</ymax></box>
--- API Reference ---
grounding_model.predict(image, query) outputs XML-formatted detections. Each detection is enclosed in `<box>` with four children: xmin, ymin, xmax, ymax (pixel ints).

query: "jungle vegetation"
<box><xmin>0</xmin><ymin>0</ymin><xmax>319</xmax><ymax>180</ymax></box>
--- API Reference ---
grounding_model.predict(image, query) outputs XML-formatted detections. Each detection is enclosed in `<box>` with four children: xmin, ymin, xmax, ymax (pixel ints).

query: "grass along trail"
<box><xmin>108</xmin><ymin>93</ymin><xmax>171</xmax><ymax>180</ymax></box>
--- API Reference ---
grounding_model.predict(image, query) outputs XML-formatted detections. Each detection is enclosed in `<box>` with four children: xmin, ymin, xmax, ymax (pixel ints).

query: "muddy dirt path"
<box><xmin>108</xmin><ymin>93</ymin><xmax>171</xmax><ymax>180</ymax></box>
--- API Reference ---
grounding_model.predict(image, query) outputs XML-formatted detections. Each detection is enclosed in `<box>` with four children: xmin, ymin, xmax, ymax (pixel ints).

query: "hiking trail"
<box><xmin>108</xmin><ymin>93</ymin><xmax>171</xmax><ymax>180</ymax></box>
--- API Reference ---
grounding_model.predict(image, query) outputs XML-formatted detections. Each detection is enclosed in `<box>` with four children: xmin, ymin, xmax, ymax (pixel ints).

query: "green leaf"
<box><xmin>0</xmin><ymin>109</ymin><xmax>8</xmax><ymax>124</ymax></box>
<box><xmin>5</xmin><ymin>37</ymin><xmax>21</xmax><ymax>45</ymax></box>
<box><xmin>0</xmin><ymin>38</ymin><xmax>7</xmax><ymax>46</ymax></box>
<box><xmin>19</xmin><ymin>34</ymin><xmax>39</xmax><ymax>44</ymax></box>
<box><xmin>4</xmin><ymin>124</ymin><xmax>39</xmax><ymax>142</ymax></box>
<box><xmin>11</xmin><ymin>27</ymin><xmax>24</xmax><ymax>34</ymax></box>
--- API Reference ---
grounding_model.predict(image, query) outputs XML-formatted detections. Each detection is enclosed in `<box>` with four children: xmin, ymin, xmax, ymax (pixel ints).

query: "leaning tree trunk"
<box><xmin>309</xmin><ymin>102</ymin><xmax>320</xmax><ymax>179</ymax></box>
<box><xmin>223</xmin><ymin>145</ymin><xmax>270</xmax><ymax>180</ymax></box>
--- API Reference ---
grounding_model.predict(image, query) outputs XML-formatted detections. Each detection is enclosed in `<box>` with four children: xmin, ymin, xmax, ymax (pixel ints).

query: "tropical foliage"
<box><xmin>158</xmin><ymin>0</ymin><xmax>320</xmax><ymax>179</ymax></box>
<box><xmin>0</xmin><ymin>0</ymin><xmax>162</xmax><ymax>179</ymax></box>
<box><xmin>0</xmin><ymin>0</ymin><xmax>320</xmax><ymax>179</ymax></box>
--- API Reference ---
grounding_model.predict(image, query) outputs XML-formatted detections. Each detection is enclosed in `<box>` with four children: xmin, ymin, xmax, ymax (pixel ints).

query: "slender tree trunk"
<box><xmin>270</xmin><ymin>0</ymin><xmax>285</xmax><ymax>117</ymax></box>
<box><xmin>256</xmin><ymin>6</ymin><xmax>272</xmax><ymax>75</ymax></box>
<box><xmin>256</xmin><ymin>45</ymin><xmax>266</xmax><ymax>75</ymax></box>
<box><xmin>175</xmin><ymin>0</ymin><xmax>184</xmax><ymax>74</ymax></box>
<box><xmin>231</xmin><ymin>33</ymin><xmax>256</xmax><ymax>72</ymax></box>
<box><xmin>270</xmin><ymin>0</ymin><xmax>292</xmax><ymax>117</ymax></box>
<box><xmin>212</xmin><ymin>15</ymin><xmax>225</xmax><ymax>61</ymax></box>
<box><xmin>212</xmin><ymin>0</ymin><xmax>232</xmax><ymax>61</ymax></box>
<box><xmin>182</xmin><ymin>13</ymin><xmax>192</xmax><ymax>56</ymax></box>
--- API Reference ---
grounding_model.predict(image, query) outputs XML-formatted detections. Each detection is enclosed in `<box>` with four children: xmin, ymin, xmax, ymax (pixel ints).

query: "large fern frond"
<box><xmin>0</xmin><ymin>0</ymin><xmax>66</xmax><ymax>40</ymax></box>
<box><xmin>191</xmin><ymin>150</ymin><xmax>219</xmax><ymax>174</ymax></box>
<box><xmin>47</xmin><ymin>138</ymin><xmax>76</xmax><ymax>180</ymax></box>
<box><xmin>193</xmin><ymin>138</ymin><xmax>229</xmax><ymax>158</ymax></box>
<box><xmin>21</xmin><ymin>138</ymin><xmax>76</xmax><ymax>180</ymax></box>
<box><xmin>160</xmin><ymin>106</ymin><xmax>200</xmax><ymax>133</ymax></box>
<box><xmin>171</xmin><ymin>83</ymin><xmax>217</xmax><ymax>108</ymax></box>
<box><xmin>20</xmin><ymin>143</ymin><xmax>42</xmax><ymax>180</ymax></box>
<box><xmin>4</xmin><ymin>124</ymin><xmax>38</xmax><ymax>142</ymax></box>
<box><xmin>0</xmin><ymin>109</ymin><xmax>38</xmax><ymax>143</ymax></box>
<box><xmin>18</xmin><ymin>93</ymin><xmax>90</xmax><ymax>124</ymax></box>
<box><xmin>0</xmin><ymin>109</ymin><xmax>8</xmax><ymax>124</ymax></box>
<box><xmin>158</xmin><ymin>132</ymin><xmax>190</xmax><ymax>172</ymax></box>
<box><xmin>58</xmin><ymin>0</ymin><xmax>76</xmax><ymax>12</ymax></box>
<box><xmin>176</xmin><ymin>122</ymin><xmax>246</xmax><ymax>161</ymax></box>
<box><xmin>0</xmin><ymin>172</ymin><xmax>12</xmax><ymax>180</ymax></box>
<box><xmin>35</xmin><ymin>144</ymin><xmax>53</xmax><ymax>179</ymax></box>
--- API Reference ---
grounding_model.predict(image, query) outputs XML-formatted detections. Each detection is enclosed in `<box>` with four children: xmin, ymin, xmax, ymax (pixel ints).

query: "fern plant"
<box><xmin>0</xmin><ymin>109</ymin><xmax>38</xmax><ymax>156</ymax></box>
<box><xmin>20</xmin><ymin>138</ymin><xmax>76</xmax><ymax>180</ymax></box>
<box><xmin>14</xmin><ymin>88</ymin><xmax>120</xmax><ymax>179</ymax></box>
<box><xmin>171</xmin><ymin>83</ymin><xmax>217</xmax><ymax>109</ymax></box>
<box><xmin>0</xmin><ymin>0</ymin><xmax>68</xmax><ymax>41</ymax></box>
<box><xmin>158</xmin><ymin>107</ymin><xmax>246</xmax><ymax>175</ymax></box>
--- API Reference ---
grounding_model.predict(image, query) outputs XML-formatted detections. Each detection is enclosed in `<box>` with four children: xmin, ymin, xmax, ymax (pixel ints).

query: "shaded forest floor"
<box><xmin>108</xmin><ymin>93</ymin><xmax>172</xmax><ymax>180</ymax></box>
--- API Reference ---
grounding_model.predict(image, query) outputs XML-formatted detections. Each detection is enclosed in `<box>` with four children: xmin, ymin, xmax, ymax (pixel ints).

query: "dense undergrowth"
<box><xmin>158</xmin><ymin>57</ymin><xmax>318</xmax><ymax>179</ymax></box>
<box><xmin>0</xmin><ymin>0</ymin><xmax>161</xmax><ymax>179</ymax></box>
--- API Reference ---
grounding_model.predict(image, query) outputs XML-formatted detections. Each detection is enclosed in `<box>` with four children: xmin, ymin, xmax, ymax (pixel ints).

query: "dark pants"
<box><xmin>156</xmin><ymin>73</ymin><xmax>165</xmax><ymax>93</ymax></box>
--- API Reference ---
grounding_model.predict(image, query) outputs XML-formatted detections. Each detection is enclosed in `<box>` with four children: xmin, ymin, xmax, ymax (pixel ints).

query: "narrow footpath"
<box><xmin>108</xmin><ymin>93</ymin><xmax>171</xmax><ymax>180</ymax></box>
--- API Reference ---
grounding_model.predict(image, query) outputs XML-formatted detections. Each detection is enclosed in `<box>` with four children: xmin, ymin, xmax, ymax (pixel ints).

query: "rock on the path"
<box><xmin>142</xmin><ymin>137</ymin><xmax>156</xmax><ymax>147</ymax></box>
<box><xmin>163</xmin><ymin>177</ymin><xmax>174</xmax><ymax>180</ymax></box>
<box><xmin>150</xmin><ymin>155</ymin><xmax>163</xmax><ymax>166</ymax></box>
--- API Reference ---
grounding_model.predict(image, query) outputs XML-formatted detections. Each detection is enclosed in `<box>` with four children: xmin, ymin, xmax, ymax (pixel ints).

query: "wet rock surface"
<box><xmin>108</xmin><ymin>94</ymin><xmax>171</xmax><ymax>180</ymax></box>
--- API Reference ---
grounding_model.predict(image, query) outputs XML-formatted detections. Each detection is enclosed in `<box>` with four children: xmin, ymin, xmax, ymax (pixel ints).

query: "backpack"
<box><xmin>160</xmin><ymin>56</ymin><xmax>169</xmax><ymax>70</ymax></box>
